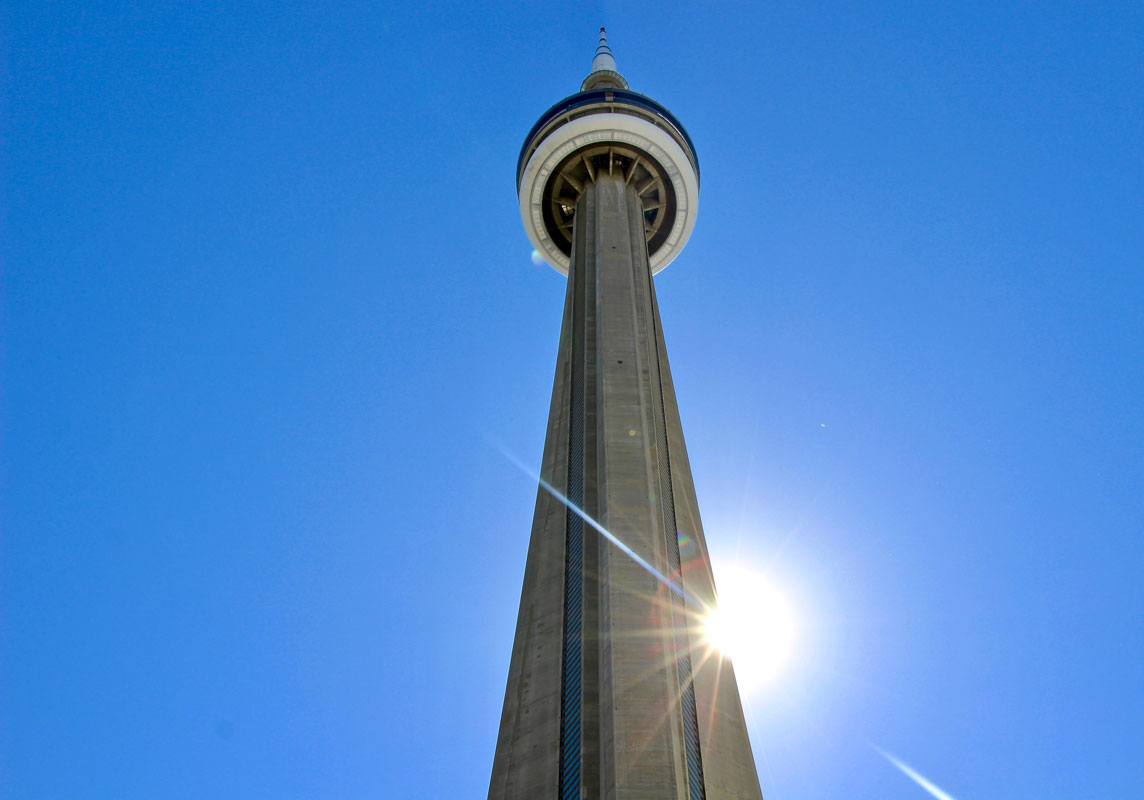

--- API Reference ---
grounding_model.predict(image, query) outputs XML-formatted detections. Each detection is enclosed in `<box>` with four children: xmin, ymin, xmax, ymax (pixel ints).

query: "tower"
<box><xmin>490</xmin><ymin>30</ymin><xmax>764</xmax><ymax>800</ymax></box>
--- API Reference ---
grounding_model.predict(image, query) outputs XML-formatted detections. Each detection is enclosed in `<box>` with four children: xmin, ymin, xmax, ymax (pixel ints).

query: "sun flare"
<box><xmin>702</xmin><ymin>565</ymin><xmax>794</xmax><ymax>687</ymax></box>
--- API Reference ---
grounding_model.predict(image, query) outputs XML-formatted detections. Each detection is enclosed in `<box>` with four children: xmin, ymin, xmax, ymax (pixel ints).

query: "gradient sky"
<box><xmin>3</xmin><ymin>2</ymin><xmax>1142</xmax><ymax>798</ymax></box>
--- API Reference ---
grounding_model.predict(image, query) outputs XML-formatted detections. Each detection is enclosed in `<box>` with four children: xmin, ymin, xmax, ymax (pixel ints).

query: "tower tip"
<box><xmin>582</xmin><ymin>26</ymin><xmax>628</xmax><ymax>91</ymax></box>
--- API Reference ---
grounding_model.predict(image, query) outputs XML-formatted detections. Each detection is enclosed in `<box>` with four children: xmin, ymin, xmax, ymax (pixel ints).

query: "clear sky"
<box><xmin>3</xmin><ymin>2</ymin><xmax>1142</xmax><ymax>798</ymax></box>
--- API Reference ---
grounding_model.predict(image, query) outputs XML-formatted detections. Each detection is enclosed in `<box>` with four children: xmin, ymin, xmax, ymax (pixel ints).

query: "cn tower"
<box><xmin>489</xmin><ymin>30</ymin><xmax>764</xmax><ymax>800</ymax></box>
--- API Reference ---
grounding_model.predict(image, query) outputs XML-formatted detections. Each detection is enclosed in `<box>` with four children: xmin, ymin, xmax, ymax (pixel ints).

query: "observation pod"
<box><xmin>517</xmin><ymin>31</ymin><xmax>700</xmax><ymax>275</ymax></box>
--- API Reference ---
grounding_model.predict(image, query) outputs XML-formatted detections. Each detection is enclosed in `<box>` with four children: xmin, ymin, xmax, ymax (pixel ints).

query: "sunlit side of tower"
<box><xmin>489</xmin><ymin>31</ymin><xmax>764</xmax><ymax>800</ymax></box>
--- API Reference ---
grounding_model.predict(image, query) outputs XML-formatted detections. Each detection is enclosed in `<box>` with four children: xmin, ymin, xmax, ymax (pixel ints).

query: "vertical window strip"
<box><xmin>559</xmin><ymin>251</ymin><xmax>587</xmax><ymax>800</ymax></box>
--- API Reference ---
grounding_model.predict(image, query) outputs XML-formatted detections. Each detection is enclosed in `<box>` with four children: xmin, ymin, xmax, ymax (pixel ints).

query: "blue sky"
<box><xmin>3</xmin><ymin>2</ymin><xmax>1142</xmax><ymax>798</ymax></box>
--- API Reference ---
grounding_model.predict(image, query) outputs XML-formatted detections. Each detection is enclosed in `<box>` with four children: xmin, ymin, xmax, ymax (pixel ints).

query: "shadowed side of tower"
<box><xmin>489</xmin><ymin>31</ymin><xmax>764</xmax><ymax>800</ymax></box>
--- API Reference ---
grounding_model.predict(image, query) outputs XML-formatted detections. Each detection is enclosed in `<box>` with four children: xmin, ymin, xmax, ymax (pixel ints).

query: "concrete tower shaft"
<box><xmin>489</xmin><ymin>32</ymin><xmax>764</xmax><ymax>800</ymax></box>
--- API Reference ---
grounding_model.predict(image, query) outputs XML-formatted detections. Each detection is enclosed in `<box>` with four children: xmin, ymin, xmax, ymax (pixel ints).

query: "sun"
<box><xmin>701</xmin><ymin>565</ymin><xmax>795</xmax><ymax>687</ymax></box>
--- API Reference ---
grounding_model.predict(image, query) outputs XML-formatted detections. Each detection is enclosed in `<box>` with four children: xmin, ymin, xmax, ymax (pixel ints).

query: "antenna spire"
<box><xmin>592</xmin><ymin>27</ymin><xmax>617</xmax><ymax>73</ymax></box>
<box><xmin>581</xmin><ymin>27</ymin><xmax>629</xmax><ymax>91</ymax></box>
